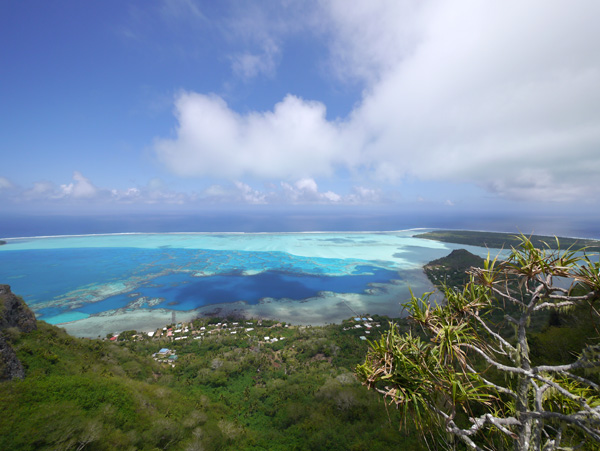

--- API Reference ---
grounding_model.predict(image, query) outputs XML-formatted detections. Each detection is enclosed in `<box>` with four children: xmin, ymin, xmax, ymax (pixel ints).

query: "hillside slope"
<box><xmin>0</xmin><ymin>287</ymin><xmax>424</xmax><ymax>450</ymax></box>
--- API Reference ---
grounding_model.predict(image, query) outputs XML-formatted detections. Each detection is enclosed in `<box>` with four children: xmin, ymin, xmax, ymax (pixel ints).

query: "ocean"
<box><xmin>2</xmin><ymin>208</ymin><xmax>599</xmax><ymax>239</ymax></box>
<box><xmin>1</xmin><ymin>210</ymin><xmax>598</xmax><ymax>337</ymax></box>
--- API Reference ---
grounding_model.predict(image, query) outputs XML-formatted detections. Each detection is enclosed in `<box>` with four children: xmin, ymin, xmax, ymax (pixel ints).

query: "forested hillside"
<box><xmin>0</xmin><ymin>312</ymin><xmax>423</xmax><ymax>450</ymax></box>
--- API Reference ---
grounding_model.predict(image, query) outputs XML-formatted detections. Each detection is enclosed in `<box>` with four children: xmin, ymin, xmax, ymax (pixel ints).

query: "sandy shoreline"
<box><xmin>56</xmin><ymin>269</ymin><xmax>433</xmax><ymax>338</ymax></box>
<box><xmin>58</xmin><ymin>308</ymin><xmax>201</xmax><ymax>338</ymax></box>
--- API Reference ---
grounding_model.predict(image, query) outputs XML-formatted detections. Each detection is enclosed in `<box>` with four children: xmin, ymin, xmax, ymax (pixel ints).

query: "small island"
<box><xmin>415</xmin><ymin>230</ymin><xmax>600</xmax><ymax>252</ymax></box>
<box><xmin>0</xmin><ymin>240</ymin><xmax>6</xmax><ymax>246</ymax></box>
<box><xmin>423</xmin><ymin>248</ymin><xmax>485</xmax><ymax>289</ymax></box>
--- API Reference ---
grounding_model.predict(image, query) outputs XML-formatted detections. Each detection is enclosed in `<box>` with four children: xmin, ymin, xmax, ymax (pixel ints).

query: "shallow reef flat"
<box><xmin>0</xmin><ymin>230</ymin><xmax>494</xmax><ymax>337</ymax></box>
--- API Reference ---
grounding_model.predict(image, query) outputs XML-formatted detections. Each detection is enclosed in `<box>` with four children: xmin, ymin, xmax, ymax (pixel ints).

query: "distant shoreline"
<box><xmin>415</xmin><ymin>230</ymin><xmax>600</xmax><ymax>251</ymax></box>
<box><xmin>4</xmin><ymin>227</ymin><xmax>600</xmax><ymax>244</ymax></box>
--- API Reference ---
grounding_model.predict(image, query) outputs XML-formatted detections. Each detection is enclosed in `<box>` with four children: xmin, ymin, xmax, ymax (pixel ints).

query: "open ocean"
<box><xmin>2</xmin><ymin>209</ymin><xmax>600</xmax><ymax>239</ymax></box>
<box><xmin>1</xmin><ymin>211</ymin><xmax>598</xmax><ymax>337</ymax></box>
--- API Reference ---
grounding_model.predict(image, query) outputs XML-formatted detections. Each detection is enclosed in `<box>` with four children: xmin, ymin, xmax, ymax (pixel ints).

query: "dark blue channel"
<box><xmin>75</xmin><ymin>265</ymin><xmax>398</xmax><ymax>313</ymax></box>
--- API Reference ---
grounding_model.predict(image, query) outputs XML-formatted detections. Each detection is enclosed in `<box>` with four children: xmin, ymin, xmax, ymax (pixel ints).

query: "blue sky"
<box><xmin>1</xmin><ymin>1</ymin><xmax>600</xmax><ymax>219</ymax></box>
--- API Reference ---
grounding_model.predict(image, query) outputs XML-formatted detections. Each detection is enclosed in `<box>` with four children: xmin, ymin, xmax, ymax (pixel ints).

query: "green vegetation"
<box><xmin>423</xmin><ymin>248</ymin><xmax>485</xmax><ymax>289</ymax></box>
<box><xmin>0</xmin><ymin>315</ymin><xmax>425</xmax><ymax>450</ymax></box>
<box><xmin>416</xmin><ymin>229</ymin><xmax>600</xmax><ymax>251</ymax></box>
<box><xmin>3</xmin><ymin>235</ymin><xmax>599</xmax><ymax>449</ymax></box>
<box><xmin>357</xmin><ymin>237</ymin><xmax>600</xmax><ymax>450</ymax></box>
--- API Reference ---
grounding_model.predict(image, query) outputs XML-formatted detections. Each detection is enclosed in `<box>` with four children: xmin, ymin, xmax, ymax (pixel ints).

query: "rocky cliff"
<box><xmin>0</xmin><ymin>285</ymin><xmax>37</xmax><ymax>380</ymax></box>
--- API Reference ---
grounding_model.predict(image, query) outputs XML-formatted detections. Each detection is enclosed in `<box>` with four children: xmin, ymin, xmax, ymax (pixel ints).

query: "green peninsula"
<box><xmin>415</xmin><ymin>229</ymin><xmax>600</xmax><ymax>251</ymax></box>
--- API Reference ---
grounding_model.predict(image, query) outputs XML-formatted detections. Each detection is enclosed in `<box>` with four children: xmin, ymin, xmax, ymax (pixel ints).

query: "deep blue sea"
<box><xmin>2</xmin><ymin>208</ymin><xmax>599</xmax><ymax>239</ymax></box>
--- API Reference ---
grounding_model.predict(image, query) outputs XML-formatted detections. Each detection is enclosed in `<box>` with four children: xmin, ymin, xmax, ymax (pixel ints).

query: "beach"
<box><xmin>0</xmin><ymin>231</ymin><xmax>480</xmax><ymax>338</ymax></box>
<box><xmin>57</xmin><ymin>267</ymin><xmax>433</xmax><ymax>338</ymax></box>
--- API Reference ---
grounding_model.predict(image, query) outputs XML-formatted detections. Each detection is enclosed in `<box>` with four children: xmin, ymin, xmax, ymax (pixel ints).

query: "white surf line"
<box><xmin>0</xmin><ymin>228</ymin><xmax>434</xmax><ymax>241</ymax></box>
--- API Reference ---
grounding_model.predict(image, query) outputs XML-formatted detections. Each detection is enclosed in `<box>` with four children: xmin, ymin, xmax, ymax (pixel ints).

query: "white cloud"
<box><xmin>234</xmin><ymin>181</ymin><xmax>267</xmax><ymax>204</ymax></box>
<box><xmin>22</xmin><ymin>181</ymin><xmax>56</xmax><ymax>200</ymax></box>
<box><xmin>280</xmin><ymin>178</ymin><xmax>342</xmax><ymax>203</ymax></box>
<box><xmin>320</xmin><ymin>0</ymin><xmax>425</xmax><ymax>84</ymax></box>
<box><xmin>2</xmin><ymin>171</ymin><xmax>385</xmax><ymax>208</ymax></box>
<box><xmin>17</xmin><ymin>172</ymin><xmax>99</xmax><ymax>202</ymax></box>
<box><xmin>346</xmin><ymin>0</ymin><xmax>600</xmax><ymax>202</ymax></box>
<box><xmin>223</xmin><ymin>1</ymin><xmax>319</xmax><ymax>82</ymax></box>
<box><xmin>60</xmin><ymin>171</ymin><xmax>98</xmax><ymax>199</ymax></box>
<box><xmin>109</xmin><ymin>179</ymin><xmax>190</xmax><ymax>205</ymax></box>
<box><xmin>155</xmin><ymin>92</ymin><xmax>349</xmax><ymax>179</ymax></box>
<box><xmin>0</xmin><ymin>176</ymin><xmax>14</xmax><ymax>190</ymax></box>
<box><xmin>202</xmin><ymin>184</ymin><xmax>229</xmax><ymax>198</ymax></box>
<box><xmin>231</xmin><ymin>40</ymin><xmax>280</xmax><ymax>80</ymax></box>
<box><xmin>154</xmin><ymin>0</ymin><xmax>600</xmax><ymax>203</ymax></box>
<box><xmin>160</xmin><ymin>0</ymin><xmax>205</xmax><ymax>20</ymax></box>
<box><xmin>346</xmin><ymin>186</ymin><xmax>381</xmax><ymax>204</ymax></box>
<box><xmin>295</xmin><ymin>178</ymin><xmax>318</xmax><ymax>193</ymax></box>
<box><xmin>8</xmin><ymin>174</ymin><xmax>189</xmax><ymax>206</ymax></box>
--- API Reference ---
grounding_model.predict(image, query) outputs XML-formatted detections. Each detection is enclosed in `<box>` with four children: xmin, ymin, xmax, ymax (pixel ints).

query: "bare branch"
<box><xmin>472</xmin><ymin>313</ymin><xmax>517</xmax><ymax>355</ymax></box>
<box><xmin>461</xmin><ymin>343</ymin><xmax>526</xmax><ymax>375</ymax></box>
<box><xmin>429</xmin><ymin>405</ymin><xmax>490</xmax><ymax>451</ymax></box>
<box><xmin>534</xmin><ymin>300</ymin><xmax>577</xmax><ymax>311</ymax></box>
<box><xmin>465</xmin><ymin>363</ymin><xmax>517</xmax><ymax>399</ymax></box>
<box><xmin>505</xmin><ymin>314</ymin><xmax>519</xmax><ymax>325</ymax></box>
<box><xmin>490</xmin><ymin>286</ymin><xmax>526</xmax><ymax>307</ymax></box>
<box><xmin>434</xmin><ymin>394</ymin><xmax>522</xmax><ymax>440</ymax></box>
<box><xmin>529</xmin><ymin>374</ymin><xmax>600</xmax><ymax>420</ymax></box>
<box><xmin>523</xmin><ymin>411</ymin><xmax>600</xmax><ymax>442</ymax></box>
<box><xmin>564</xmin><ymin>372</ymin><xmax>600</xmax><ymax>390</ymax></box>
<box><xmin>545</xmin><ymin>291</ymin><xmax>598</xmax><ymax>302</ymax></box>
<box><xmin>468</xmin><ymin>413</ymin><xmax>520</xmax><ymax>439</ymax></box>
<box><xmin>534</xmin><ymin>354</ymin><xmax>600</xmax><ymax>374</ymax></box>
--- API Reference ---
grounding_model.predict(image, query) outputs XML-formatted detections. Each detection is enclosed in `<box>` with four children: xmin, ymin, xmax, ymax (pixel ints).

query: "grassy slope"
<box><xmin>0</xmin><ymin>318</ymin><xmax>425</xmax><ymax>450</ymax></box>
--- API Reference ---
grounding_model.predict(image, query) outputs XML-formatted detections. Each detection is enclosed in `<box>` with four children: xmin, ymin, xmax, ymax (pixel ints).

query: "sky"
<box><xmin>1</xmin><ymin>1</ymin><xmax>600</xmax><ymax>223</ymax></box>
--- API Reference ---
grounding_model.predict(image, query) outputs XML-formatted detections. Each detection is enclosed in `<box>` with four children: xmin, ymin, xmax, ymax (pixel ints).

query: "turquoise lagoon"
<box><xmin>0</xmin><ymin>231</ymin><xmax>494</xmax><ymax>336</ymax></box>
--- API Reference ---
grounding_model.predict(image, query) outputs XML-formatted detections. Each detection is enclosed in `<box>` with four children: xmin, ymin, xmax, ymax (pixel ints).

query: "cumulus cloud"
<box><xmin>346</xmin><ymin>186</ymin><xmax>381</xmax><ymax>204</ymax></box>
<box><xmin>60</xmin><ymin>171</ymin><xmax>98</xmax><ymax>199</ymax></box>
<box><xmin>280</xmin><ymin>178</ymin><xmax>341</xmax><ymax>203</ymax></box>
<box><xmin>196</xmin><ymin>178</ymin><xmax>380</xmax><ymax>205</ymax></box>
<box><xmin>5</xmin><ymin>173</ymin><xmax>192</xmax><ymax>207</ymax></box>
<box><xmin>16</xmin><ymin>173</ymin><xmax>99</xmax><ymax>202</ymax></box>
<box><xmin>234</xmin><ymin>181</ymin><xmax>267</xmax><ymax>204</ymax></box>
<box><xmin>155</xmin><ymin>93</ymin><xmax>350</xmax><ymax>179</ymax></box>
<box><xmin>2</xmin><ymin>170</ymin><xmax>386</xmax><ymax>208</ymax></box>
<box><xmin>109</xmin><ymin>178</ymin><xmax>191</xmax><ymax>205</ymax></box>
<box><xmin>154</xmin><ymin>0</ymin><xmax>600</xmax><ymax>203</ymax></box>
